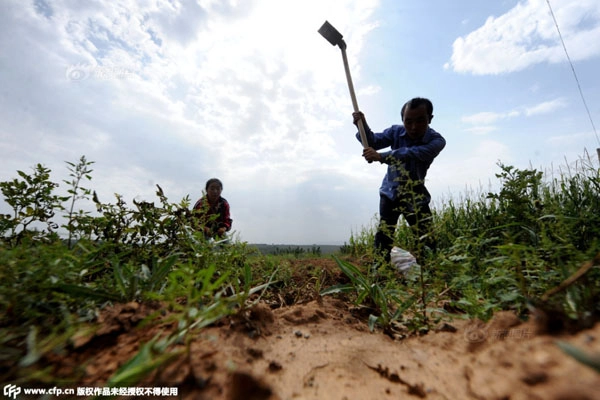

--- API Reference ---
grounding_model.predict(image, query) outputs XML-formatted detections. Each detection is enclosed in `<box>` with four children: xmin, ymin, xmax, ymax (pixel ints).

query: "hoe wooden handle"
<box><xmin>340</xmin><ymin>46</ymin><xmax>368</xmax><ymax>149</ymax></box>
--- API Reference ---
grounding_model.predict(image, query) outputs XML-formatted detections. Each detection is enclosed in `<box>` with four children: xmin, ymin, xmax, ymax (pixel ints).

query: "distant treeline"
<box><xmin>249</xmin><ymin>244</ymin><xmax>341</xmax><ymax>256</ymax></box>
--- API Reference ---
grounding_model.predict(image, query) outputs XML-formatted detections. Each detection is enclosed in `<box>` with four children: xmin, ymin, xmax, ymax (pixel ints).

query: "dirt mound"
<box><xmin>43</xmin><ymin>258</ymin><xmax>600</xmax><ymax>399</ymax></box>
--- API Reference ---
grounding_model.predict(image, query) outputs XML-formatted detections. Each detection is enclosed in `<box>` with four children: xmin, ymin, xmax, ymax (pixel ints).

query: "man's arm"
<box><xmin>352</xmin><ymin>111</ymin><xmax>374</xmax><ymax>147</ymax></box>
<box><xmin>352</xmin><ymin>111</ymin><xmax>395</xmax><ymax>150</ymax></box>
<box><xmin>382</xmin><ymin>132</ymin><xmax>446</xmax><ymax>164</ymax></box>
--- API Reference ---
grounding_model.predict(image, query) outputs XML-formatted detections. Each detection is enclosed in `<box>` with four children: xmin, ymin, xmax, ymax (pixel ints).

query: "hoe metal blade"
<box><xmin>318</xmin><ymin>20</ymin><xmax>345</xmax><ymax>48</ymax></box>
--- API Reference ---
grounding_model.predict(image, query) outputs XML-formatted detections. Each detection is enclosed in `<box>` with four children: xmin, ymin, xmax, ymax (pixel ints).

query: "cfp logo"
<box><xmin>3</xmin><ymin>384</ymin><xmax>21</xmax><ymax>399</ymax></box>
<box><xmin>65</xmin><ymin>63</ymin><xmax>94</xmax><ymax>81</ymax></box>
<box><xmin>65</xmin><ymin>63</ymin><xmax>133</xmax><ymax>81</ymax></box>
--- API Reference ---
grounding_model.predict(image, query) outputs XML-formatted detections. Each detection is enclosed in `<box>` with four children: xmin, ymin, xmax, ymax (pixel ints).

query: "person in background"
<box><xmin>193</xmin><ymin>178</ymin><xmax>232</xmax><ymax>239</ymax></box>
<box><xmin>352</xmin><ymin>97</ymin><xmax>446</xmax><ymax>262</ymax></box>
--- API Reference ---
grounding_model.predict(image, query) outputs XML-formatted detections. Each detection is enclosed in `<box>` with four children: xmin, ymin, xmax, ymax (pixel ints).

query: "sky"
<box><xmin>1</xmin><ymin>0</ymin><xmax>599</xmax><ymax>245</ymax></box>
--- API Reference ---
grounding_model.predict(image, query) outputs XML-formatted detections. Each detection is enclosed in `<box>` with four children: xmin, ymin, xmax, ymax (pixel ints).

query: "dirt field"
<box><xmin>44</xmin><ymin>258</ymin><xmax>600</xmax><ymax>400</ymax></box>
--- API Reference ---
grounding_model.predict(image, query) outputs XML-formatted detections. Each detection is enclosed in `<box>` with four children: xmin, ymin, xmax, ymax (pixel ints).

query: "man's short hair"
<box><xmin>401</xmin><ymin>97</ymin><xmax>433</xmax><ymax>120</ymax></box>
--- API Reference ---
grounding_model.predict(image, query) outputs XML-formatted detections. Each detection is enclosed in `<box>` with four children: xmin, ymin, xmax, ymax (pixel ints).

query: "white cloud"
<box><xmin>462</xmin><ymin>111</ymin><xmax>511</xmax><ymax>125</ymax></box>
<box><xmin>0</xmin><ymin>0</ymin><xmax>382</xmax><ymax>244</ymax></box>
<box><xmin>460</xmin><ymin>110</ymin><xmax>519</xmax><ymax>136</ymax></box>
<box><xmin>3</xmin><ymin>1</ymin><xmax>593</xmax><ymax>245</ymax></box>
<box><xmin>464</xmin><ymin>126</ymin><xmax>498</xmax><ymax>136</ymax></box>
<box><xmin>461</xmin><ymin>98</ymin><xmax>568</xmax><ymax>135</ymax></box>
<box><xmin>445</xmin><ymin>0</ymin><xmax>600</xmax><ymax>75</ymax></box>
<box><xmin>524</xmin><ymin>98</ymin><xmax>567</xmax><ymax>115</ymax></box>
<box><xmin>461</xmin><ymin>98</ymin><xmax>567</xmax><ymax>125</ymax></box>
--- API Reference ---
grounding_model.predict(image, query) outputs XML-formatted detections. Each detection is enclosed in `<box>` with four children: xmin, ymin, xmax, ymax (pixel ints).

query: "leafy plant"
<box><xmin>0</xmin><ymin>163</ymin><xmax>63</xmax><ymax>244</ymax></box>
<box><xmin>62</xmin><ymin>156</ymin><xmax>95</xmax><ymax>248</ymax></box>
<box><xmin>321</xmin><ymin>256</ymin><xmax>417</xmax><ymax>332</ymax></box>
<box><xmin>335</xmin><ymin>156</ymin><xmax>600</xmax><ymax>326</ymax></box>
<box><xmin>1</xmin><ymin>154</ymin><xmax>599</xmax><ymax>389</ymax></box>
<box><xmin>0</xmin><ymin>156</ymin><xmax>270</xmax><ymax>384</ymax></box>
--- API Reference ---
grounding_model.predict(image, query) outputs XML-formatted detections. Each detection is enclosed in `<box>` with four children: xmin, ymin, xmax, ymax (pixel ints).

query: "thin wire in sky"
<box><xmin>545</xmin><ymin>0</ymin><xmax>600</xmax><ymax>147</ymax></box>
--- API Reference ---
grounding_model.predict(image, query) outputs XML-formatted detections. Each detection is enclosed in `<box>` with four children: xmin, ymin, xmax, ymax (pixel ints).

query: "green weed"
<box><xmin>334</xmin><ymin>156</ymin><xmax>600</xmax><ymax>327</ymax></box>
<box><xmin>1</xmin><ymin>154</ymin><xmax>599</xmax><ymax>387</ymax></box>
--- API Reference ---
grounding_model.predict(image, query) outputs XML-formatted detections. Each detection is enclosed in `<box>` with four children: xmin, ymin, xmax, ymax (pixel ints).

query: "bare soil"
<box><xmin>43</xmin><ymin>258</ymin><xmax>600</xmax><ymax>399</ymax></box>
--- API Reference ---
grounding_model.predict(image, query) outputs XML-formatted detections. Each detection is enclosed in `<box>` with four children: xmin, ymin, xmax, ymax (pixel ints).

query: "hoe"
<box><xmin>318</xmin><ymin>20</ymin><xmax>369</xmax><ymax>149</ymax></box>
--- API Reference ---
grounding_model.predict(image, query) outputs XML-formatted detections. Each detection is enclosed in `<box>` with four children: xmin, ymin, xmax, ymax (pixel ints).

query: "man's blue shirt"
<box><xmin>357</xmin><ymin>124</ymin><xmax>446</xmax><ymax>203</ymax></box>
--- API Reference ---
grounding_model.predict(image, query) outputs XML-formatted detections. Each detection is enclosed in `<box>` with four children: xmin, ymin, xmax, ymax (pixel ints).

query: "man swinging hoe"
<box><xmin>318</xmin><ymin>21</ymin><xmax>446</xmax><ymax>266</ymax></box>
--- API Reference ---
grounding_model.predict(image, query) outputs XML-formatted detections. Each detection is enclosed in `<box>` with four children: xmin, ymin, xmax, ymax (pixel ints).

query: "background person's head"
<box><xmin>205</xmin><ymin>178</ymin><xmax>223</xmax><ymax>203</ymax></box>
